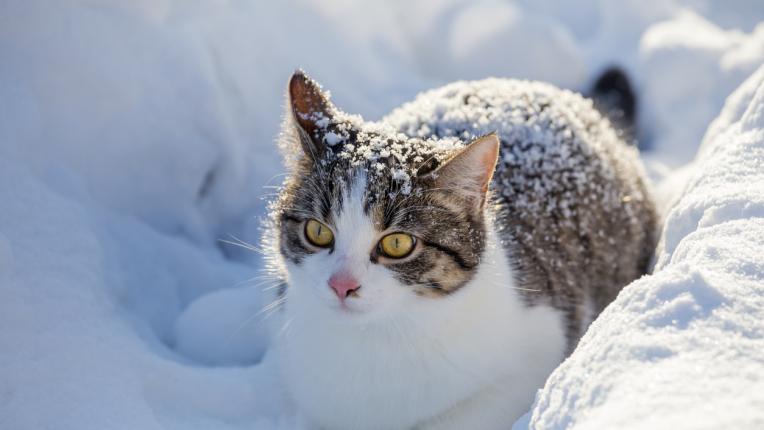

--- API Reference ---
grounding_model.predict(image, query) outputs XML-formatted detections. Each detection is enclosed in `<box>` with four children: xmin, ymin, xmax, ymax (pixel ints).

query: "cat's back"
<box><xmin>384</xmin><ymin>78</ymin><xmax>658</xmax><ymax>346</ymax></box>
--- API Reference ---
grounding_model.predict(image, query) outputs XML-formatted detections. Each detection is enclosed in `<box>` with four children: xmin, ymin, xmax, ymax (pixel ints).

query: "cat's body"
<box><xmin>384</xmin><ymin>78</ymin><xmax>657</xmax><ymax>346</ymax></box>
<box><xmin>267</xmin><ymin>72</ymin><xmax>657</xmax><ymax>430</ymax></box>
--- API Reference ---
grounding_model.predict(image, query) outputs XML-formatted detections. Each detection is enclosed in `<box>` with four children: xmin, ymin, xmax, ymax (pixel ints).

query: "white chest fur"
<box><xmin>274</xmin><ymin>231</ymin><xmax>566</xmax><ymax>430</ymax></box>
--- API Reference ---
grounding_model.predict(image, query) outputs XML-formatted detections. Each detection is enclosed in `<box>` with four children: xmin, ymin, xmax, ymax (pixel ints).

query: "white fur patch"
<box><xmin>274</xmin><ymin>176</ymin><xmax>566</xmax><ymax>429</ymax></box>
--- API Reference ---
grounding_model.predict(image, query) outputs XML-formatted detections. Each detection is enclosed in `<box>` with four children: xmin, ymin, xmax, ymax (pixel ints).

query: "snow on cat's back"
<box><xmin>383</xmin><ymin>78</ymin><xmax>658</xmax><ymax>346</ymax></box>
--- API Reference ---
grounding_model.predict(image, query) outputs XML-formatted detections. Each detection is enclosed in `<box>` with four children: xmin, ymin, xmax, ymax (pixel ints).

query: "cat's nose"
<box><xmin>328</xmin><ymin>271</ymin><xmax>361</xmax><ymax>302</ymax></box>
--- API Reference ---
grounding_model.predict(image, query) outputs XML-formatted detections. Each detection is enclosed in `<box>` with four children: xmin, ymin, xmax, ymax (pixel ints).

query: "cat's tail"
<box><xmin>588</xmin><ymin>67</ymin><xmax>637</xmax><ymax>142</ymax></box>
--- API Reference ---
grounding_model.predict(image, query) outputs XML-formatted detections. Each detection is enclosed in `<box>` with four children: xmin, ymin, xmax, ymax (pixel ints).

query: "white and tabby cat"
<box><xmin>265</xmin><ymin>70</ymin><xmax>657</xmax><ymax>429</ymax></box>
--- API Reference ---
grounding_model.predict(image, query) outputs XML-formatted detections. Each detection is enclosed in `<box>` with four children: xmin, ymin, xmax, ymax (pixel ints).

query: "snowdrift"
<box><xmin>1</xmin><ymin>0</ymin><xmax>763</xmax><ymax>429</ymax></box>
<box><xmin>517</xmin><ymin>66</ymin><xmax>764</xmax><ymax>430</ymax></box>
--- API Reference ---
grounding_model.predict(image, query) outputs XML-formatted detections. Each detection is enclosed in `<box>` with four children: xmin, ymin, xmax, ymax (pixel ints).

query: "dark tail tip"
<box><xmin>589</xmin><ymin>67</ymin><xmax>637</xmax><ymax>138</ymax></box>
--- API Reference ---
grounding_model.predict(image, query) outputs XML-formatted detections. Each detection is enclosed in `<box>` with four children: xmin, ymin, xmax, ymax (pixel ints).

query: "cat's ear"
<box><xmin>430</xmin><ymin>134</ymin><xmax>500</xmax><ymax>212</ymax></box>
<box><xmin>288</xmin><ymin>70</ymin><xmax>336</xmax><ymax>160</ymax></box>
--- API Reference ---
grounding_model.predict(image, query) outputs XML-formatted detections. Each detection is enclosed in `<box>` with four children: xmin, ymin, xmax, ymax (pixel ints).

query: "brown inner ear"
<box><xmin>289</xmin><ymin>70</ymin><xmax>334</xmax><ymax>138</ymax></box>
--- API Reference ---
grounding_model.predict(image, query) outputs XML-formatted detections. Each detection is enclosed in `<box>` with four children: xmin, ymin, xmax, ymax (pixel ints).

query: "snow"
<box><xmin>517</xmin><ymin>65</ymin><xmax>764</xmax><ymax>430</ymax></box>
<box><xmin>383</xmin><ymin>78</ymin><xmax>649</xmax><ymax>228</ymax></box>
<box><xmin>639</xmin><ymin>11</ymin><xmax>764</xmax><ymax>164</ymax></box>
<box><xmin>173</xmin><ymin>286</ymin><xmax>271</xmax><ymax>366</ymax></box>
<box><xmin>1</xmin><ymin>0</ymin><xmax>763</xmax><ymax>429</ymax></box>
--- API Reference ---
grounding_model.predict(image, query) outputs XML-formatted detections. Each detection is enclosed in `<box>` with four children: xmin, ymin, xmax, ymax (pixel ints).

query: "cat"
<box><xmin>264</xmin><ymin>70</ymin><xmax>658</xmax><ymax>430</ymax></box>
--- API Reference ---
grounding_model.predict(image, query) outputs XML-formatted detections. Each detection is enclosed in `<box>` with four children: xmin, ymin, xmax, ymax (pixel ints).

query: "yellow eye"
<box><xmin>379</xmin><ymin>233</ymin><xmax>416</xmax><ymax>259</ymax></box>
<box><xmin>304</xmin><ymin>219</ymin><xmax>334</xmax><ymax>247</ymax></box>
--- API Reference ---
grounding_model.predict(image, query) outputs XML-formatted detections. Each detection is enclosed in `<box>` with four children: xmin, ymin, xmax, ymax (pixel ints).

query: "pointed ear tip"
<box><xmin>474</xmin><ymin>133</ymin><xmax>500</xmax><ymax>158</ymax></box>
<box><xmin>483</xmin><ymin>132</ymin><xmax>500</xmax><ymax>145</ymax></box>
<box><xmin>288</xmin><ymin>70</ymin><xmax>306</xmax><ymax>94</ymax></box>
<box><xmin>290</xmin><ymin>69</ymin><xmax>319</xmax><ymax>93</ymax></box>
<box><xmin>288</xmin><ymin>69</ymin><xmax>329</xmax><ymax>104</ymax></box>
<box><xmin>290</xmin><ymin>68</ymin><xmax>308</xmax><ymax>81</ymax></box>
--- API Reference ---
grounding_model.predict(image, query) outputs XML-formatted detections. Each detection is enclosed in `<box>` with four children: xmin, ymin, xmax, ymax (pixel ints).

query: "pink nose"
<box><xmin>328</xmin><ymin>272</ymin><xmax>361</xmax><ymax>302</ymax></box>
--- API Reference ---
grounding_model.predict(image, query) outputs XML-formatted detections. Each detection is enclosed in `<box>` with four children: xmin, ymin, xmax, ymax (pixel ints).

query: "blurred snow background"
<box><xmin>0</xmin><ymin>0</ymin><xmax>762</xmax><ymax>428</ymax></box>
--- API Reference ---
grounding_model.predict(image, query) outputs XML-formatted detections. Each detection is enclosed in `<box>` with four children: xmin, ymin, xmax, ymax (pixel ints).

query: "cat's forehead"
<box><xmin>318</xmin><ymin>164</ymin><xmax>425</xmax><ymax>228</ymax></box>
<box><xmin>311</xmin><ymin>119</ymin><xmax>463</xmax><ymax>195</ymax></box>
<box><xmin>286</xmin><ymin>158</ymin><xmax>429</xmax><ymax>233</ymax></box>
<box><xmin>280</xmin><ymin>113</ymin><xmax>476</xmax><ymax>232</ymax></box>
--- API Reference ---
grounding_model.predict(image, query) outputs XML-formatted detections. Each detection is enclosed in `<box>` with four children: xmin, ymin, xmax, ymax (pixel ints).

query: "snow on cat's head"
<box><xmin>272</xmin><ymin>70</ymin><xmax>500</xmax><ymax>322</ymax></box>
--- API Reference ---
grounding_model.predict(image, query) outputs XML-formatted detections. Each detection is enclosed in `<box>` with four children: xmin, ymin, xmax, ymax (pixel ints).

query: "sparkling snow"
<box><xmin>1</xmin><ymin>0</ymin><xmax>763</xmax><ymax>429</ymax></box>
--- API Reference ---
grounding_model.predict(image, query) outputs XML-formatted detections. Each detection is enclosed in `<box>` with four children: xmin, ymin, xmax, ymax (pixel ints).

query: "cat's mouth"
<box><xmin>332</xmin><ymin>299</ymin><xmax>363</xmax><ymax>314</ymax></box>
<box><xmin>321</xmin><ymin>291</ymin><xmax>375</xmax><ymax>317</ymax></box>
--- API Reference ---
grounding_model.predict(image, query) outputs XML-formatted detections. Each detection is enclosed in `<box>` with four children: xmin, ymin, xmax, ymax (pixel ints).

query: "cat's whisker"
<box><xmin>224</xmin><ymin>294</ymin><xmax>288</xmax><ymax>344</ymax></box>
<box><xmin>259</xmin><ymin>295</ymin><xmax>288</xmax><ymax>315</ymax></box>
<box><xmin>236</xmin><ymin>279</ymin><xmax>282</xmax><ymax>293</ymax></box>
<box><xmin>261</xmin><ymin>281</ymin><xmax>287</xmax><ymax>292</ymax></box>
<box><xmin>234</xmin><ymin>271</ymin><xmax>280</xmax><ymax>284</ymax></box>
<box><xmin>276</xmin><ymin>316</ymin><xmax>294</xmax><ymax>341</ymax></box>
<box><xmin>221</xmin><ymin>295</ymin><xmax>286</xmax><ymax>351</ymax></box>
<box><xmin>263</xmin><ymin>171</ymin><xmax>290</xmax><ymax>186</ymax></box>
<box><xmin>244</xmin><ymin>272</ymin><xmax>280</xmax><ymax>282</ymax></box>
<box><xmin>219</xmin><ymin>234</ymin><xmax>267</xmax><ymax>255</ymax></box>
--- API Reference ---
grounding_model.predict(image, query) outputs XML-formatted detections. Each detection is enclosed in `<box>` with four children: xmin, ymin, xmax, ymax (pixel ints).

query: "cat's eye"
<box><xmin>378</xmin><ymin>233</ymin><xmax>416</xmax><ymax>259</ymax></box>
<box><xmin>304</xmin><ymin>219</ymin><xmax>334</xmax><ymax>247</ymax></box>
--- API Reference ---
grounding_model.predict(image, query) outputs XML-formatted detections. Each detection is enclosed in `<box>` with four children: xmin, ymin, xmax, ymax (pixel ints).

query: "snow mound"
<box><xmin>639</xmin><ymin>10</ymin><xmax>764</xmax><ymax>164</ymax></box>
<box><xmin>173</xmin><ymin>286</ymin><xmax>270</xmax><ymax>366</ymax></box>
<box><xmin>2</xmin><ymin>0</ymin><xmax>764</xmax><ymax>428</ymax></box>
<box><xmin>517</xmin><ymin>64</ymin><xmax>764</xmax><ymax>430</ymax></box>
<box><xmin>0</xmin><ymin>160</ymin><xmax>290</xmax><ymax>429</ymax></box>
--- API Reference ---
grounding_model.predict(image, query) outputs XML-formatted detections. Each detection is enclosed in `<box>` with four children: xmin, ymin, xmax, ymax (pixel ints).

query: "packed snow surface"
<box><xmin>515</xmin><ymin>64</ymin><xmax>764</xmax><ymax>430</ymax></box>
<box><xmin>1</xmin><ymin>0</ymin><xmax>763</xmax><ymax>429</ymax></box>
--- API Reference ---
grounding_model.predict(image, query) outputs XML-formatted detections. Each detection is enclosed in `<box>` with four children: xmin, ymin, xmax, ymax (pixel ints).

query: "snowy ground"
<box><xmin>1</xmin><ymin>1</ymin><xmax>763</xmax><ymax>429</ymax></box>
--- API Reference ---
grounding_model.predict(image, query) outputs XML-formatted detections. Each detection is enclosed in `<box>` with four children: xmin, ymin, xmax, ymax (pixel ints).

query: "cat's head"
<box><xmin>273</xmin><ymin>71</ymin><xmax>499</xmax><ymax>321</ymax></box>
